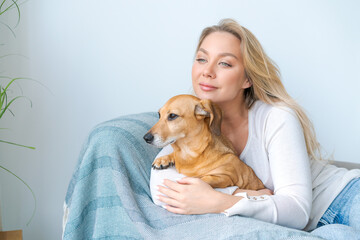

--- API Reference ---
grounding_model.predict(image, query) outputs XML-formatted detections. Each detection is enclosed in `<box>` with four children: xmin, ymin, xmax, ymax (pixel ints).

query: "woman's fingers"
<box><xmin>157</xmin><ymin>184</ymin><xmax>181</xmax><ymax>199</ymax></box>
<box><xmin>175</xmin><ymin>177</ymin><xmax>199</xmax><ymax>185</ymax></box>
<box><xmin>163</xmin><ymin>205</ymin><xmax>186</xmax><ymax>214</ymax></box>
<box><xmin>163</xmin><ymin>178</ymin><xmax>187</xmax><ymax>192</ymax></box>
<box><xmin>157</xmin><ymin>177</ymin><xmax>222</xmax><ymax>215</ymax></box>
<box><xmin>157</xmin><ymin>194</ymin><xmax>182</xmax><ymax>208</ymax></box>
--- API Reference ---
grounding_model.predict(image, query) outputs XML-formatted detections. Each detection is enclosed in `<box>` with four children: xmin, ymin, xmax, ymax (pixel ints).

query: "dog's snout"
<box><xmin>143</xmin><ymin>132</ymin><xmax>154</xmax><ymax>144</ymax></box>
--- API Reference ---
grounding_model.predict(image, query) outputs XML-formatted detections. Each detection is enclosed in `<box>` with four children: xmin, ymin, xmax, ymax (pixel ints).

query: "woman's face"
<box><xmin>192</xmin><ymin>31</ymin><xmax>251</xmax><ymax>105</ymax></box>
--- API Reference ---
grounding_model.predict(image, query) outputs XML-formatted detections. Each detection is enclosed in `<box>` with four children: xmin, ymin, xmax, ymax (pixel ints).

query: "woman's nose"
<box><xmin>203</xmin><ymin>63</ymin><xmax>216</xmax><ymax>79</ymax></box>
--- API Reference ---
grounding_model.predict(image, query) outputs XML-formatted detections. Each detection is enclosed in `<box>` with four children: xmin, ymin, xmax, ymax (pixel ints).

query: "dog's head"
<box><xmin>143</xmin><ymin>94</ymin><xmax>222</xmax><ymax>148</ymax></box>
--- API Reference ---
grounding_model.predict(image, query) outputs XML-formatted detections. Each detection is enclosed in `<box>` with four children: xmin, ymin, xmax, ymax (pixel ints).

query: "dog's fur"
<box><xmin>143</xmin><ymin>94</ymin><xmax>264</xmax><ymax>190</ymax></box>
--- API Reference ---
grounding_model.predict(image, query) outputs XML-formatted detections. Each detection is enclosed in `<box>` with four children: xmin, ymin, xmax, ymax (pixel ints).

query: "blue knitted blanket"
<box><xmin>63</xmin><ymin>112</ymin><xmax>322</xmax><ymax>240</ymax></box>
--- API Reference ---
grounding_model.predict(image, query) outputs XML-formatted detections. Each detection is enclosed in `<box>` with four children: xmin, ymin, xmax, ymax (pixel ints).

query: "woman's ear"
<box><xmin>242</xmin><ymin>77</ymin><xmax>252</xmax><ymax>89</ymax></box>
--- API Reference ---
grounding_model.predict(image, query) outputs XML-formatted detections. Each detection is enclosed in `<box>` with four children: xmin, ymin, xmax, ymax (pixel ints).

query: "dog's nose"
<box><xmin>143</xmin><ymin>132</ymin><xmax>154</xmax><ymax>144</ymax></box>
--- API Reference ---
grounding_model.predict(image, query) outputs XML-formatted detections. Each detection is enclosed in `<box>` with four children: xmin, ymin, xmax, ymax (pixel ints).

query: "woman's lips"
<box><xmin>199</xmin><ymin>83</ymin><xmax>218</xmax><ymax>91</ymax></box>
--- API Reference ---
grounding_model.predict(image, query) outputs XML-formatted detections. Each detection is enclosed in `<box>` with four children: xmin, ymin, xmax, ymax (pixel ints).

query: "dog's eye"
<box><xmin>158</xmin><ymin>112</ymin><xmax>161</xmax><ymax>119</ymax></box>
<box><xmin>168</xmin><ymin>113</ymin><xmax>179</xmax><ymax>121</ymax></box>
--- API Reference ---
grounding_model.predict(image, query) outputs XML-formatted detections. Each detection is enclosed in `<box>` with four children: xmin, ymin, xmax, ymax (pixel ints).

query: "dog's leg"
<box><xmin>200</xmin><ymin>174</ymin><xmax>234</xmax><ymax>188</ymax></box>
<box><xmin>152</xmin><ymin>154</ymin><xmax>175</xmax><ymax>170</ymax></box>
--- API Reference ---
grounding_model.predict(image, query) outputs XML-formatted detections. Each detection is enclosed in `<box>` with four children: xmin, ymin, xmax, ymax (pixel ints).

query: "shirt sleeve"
<box><xmin>223</xmin><ymin>107</ymin><xmax>312</xmax><ymax>230</ymax></box>
<box><xmin>150</xmin><ymin>145</ymin><xmax>186</xmax><ymax>206</ymax></box>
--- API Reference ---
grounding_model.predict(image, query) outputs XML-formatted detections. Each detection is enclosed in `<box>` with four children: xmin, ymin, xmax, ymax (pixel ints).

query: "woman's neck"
<box><xmin>218</xmin><ymin>98</ymin><xmax>248</xmax><ymax>129</ymax></box>
<box><xmin>218</xmin><ymin>98</ymin><xmax>249</xmax><ymax>155</ymax></box>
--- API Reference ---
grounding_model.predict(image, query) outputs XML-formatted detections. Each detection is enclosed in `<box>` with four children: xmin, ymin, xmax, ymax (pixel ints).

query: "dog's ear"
<box><xmin>195</xmin><ymin>99</ymin><xmax>222</xmax><ymax>136</ymax></box>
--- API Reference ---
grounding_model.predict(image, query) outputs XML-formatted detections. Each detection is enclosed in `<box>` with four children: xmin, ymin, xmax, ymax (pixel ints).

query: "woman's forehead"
<box><xmin>199</xmin><ymin>32</ymin><xmax>242</xmax><ymax>58</ymax></box>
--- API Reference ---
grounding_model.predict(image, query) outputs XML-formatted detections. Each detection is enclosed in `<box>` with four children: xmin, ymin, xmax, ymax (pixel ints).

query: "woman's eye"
<box><xmin>219</xmin><ymin>62</ymin><xmax>232</xmax><ymax>67</ymax></box>
<box><xmin>196</xmin><ymin>58</ymin><xmax>206</xmax><ymax>63</ymax></box>
<box><xmin>168</xmin><ymin>113</ymin><xmax>179</xmax><ymax>121</ymax></box>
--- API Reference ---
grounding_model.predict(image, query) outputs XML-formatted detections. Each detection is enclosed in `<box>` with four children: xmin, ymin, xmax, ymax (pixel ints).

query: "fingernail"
<box><xmin>162</xmin><ymin>205</ymin><xmax>167</xmax><ymax>209</ymax></box>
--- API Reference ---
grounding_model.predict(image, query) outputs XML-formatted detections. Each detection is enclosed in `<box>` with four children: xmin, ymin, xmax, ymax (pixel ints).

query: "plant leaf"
<box><xmin>0</xmin><ymin>95</ymin><xmax>32</xmax><ymax>119</ymax></box>
<box><xmin>0</xmin><ymin>20</ymin><xmax>16</xmax><ymax>37</ymax></box>
<box><xmin>0</xmin><ymin>0</ymin><xmax>20</xmax><ymax>28</ymax></box>
<box><xmin>0</xmin><ymin>0</ymin><xmax>6</xmax><ymax>11</ymax></box>
<box><xmin>0</xmin><ymin>139</ymin><xmax>35</xmax><ymax>149</ymax></box>
<box><xmin>0</xmin><ymin>164</ymin><xmax>37</xmax><ymax>226</ymax></box>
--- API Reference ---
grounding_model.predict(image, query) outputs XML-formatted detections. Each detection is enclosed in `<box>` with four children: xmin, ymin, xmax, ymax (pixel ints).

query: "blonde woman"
<box><xmin>150</xmin><ymin>19</ymin><xmax>360</xmax><ymax>236</ymax></box>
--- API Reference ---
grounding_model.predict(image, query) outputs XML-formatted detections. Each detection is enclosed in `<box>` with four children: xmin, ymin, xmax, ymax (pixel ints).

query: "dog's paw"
<box><xmin>152</xmin><ymin>155</ymin><xmax>175</xmax><ymax>170</ymax></box>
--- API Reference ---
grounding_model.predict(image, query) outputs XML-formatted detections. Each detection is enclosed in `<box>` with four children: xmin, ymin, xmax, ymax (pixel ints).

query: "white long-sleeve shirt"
<box><xmin>150</xmin><ymin>100</ymin><xmax>360</xmax><ymax>231</ymax></box>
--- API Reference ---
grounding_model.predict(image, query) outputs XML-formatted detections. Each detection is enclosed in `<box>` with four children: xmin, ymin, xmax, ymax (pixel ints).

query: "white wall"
<box><xmin>0</xmin><ymin>0</ymin><xmax>359</xmax><ymax>239</ymax></box>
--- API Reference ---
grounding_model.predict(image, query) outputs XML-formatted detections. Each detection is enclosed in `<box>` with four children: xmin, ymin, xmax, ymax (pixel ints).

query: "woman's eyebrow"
<box><xmin>219</xmin><ymin>52</ymin><xmax>238</xmax><ymax>60</ymax></box>
<box><xmin>198</xmin><ymin>48</ymin><xmax>209</xmax><ymax>55</ymax></box>
<box><xmin>198</xmin><ymin>48</ymin><xmax>238</xmax><ymax>60</ymax></box>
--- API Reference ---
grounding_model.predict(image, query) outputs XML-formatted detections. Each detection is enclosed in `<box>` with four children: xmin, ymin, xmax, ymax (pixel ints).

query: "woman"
<box><xmin>150</xmin><ymin>19</ymin><xmax>360</xmax><ymax>233</ymax></box>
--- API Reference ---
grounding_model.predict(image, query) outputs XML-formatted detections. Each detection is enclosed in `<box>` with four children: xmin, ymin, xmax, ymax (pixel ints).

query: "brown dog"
<box><xmin>143</xmin><ymin>94</ymin><xmax>264</xmax><ymax>190</ymax></box>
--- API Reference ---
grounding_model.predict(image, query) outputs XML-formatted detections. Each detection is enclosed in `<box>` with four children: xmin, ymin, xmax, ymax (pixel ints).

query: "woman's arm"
<box><xmin>222</xmin><ymin>107</ymin><xmax>312</xmax><ymax>229</ymax></box>
<box><xmin>265</xmin><ymin>107</ymin><xmax>312</xmax><ymax>228</ymax></box>
<box><xmin>157</xmin><ymin>178</ymin><xmax>242</xmax><ymax>214</ymax></box>
<box><xmin>157</xmin><ymin>178</ymin><xmax>273</xmax><ymax>214</ymax></box>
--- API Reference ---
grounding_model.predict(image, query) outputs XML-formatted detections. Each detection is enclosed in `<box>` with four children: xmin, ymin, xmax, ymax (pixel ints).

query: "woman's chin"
<box><xmin>194</xmin><ymin>90</ymin><xmax>218</xmax><ymax>101</ymax></box>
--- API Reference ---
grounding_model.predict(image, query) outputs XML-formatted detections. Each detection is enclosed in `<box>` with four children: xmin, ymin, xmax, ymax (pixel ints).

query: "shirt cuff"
<box><xmin>222</xmin><ymin>192</ymin><xmax>276</xmax><ymax>223</ymax></box>
<box><xmin>214</xmin><ymin>186</ymin><xmax>239</xmax><ymax>195</ymax></box>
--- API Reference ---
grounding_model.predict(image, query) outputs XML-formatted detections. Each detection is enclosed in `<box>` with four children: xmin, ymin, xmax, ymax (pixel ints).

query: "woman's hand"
<box><xmin>157</xmin><ymin>177</ymin><xmax>241</xmax><ymax>215</ymax></box>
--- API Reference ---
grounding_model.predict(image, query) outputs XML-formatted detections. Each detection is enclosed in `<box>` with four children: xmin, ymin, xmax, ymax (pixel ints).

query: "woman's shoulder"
<box><xmin>251</xmin><ymin>100</ymin><xmax>298</xmax><ymax>123</ymax></box>
<box><xmin>250</xmin><ymin>100</ymin><xmax>301</xmax><ymax>136</ymax></box>
<box><xmin>251</xmin><ymin>101</ymin><xmax>305</xmax><ymax>154</ymax></box>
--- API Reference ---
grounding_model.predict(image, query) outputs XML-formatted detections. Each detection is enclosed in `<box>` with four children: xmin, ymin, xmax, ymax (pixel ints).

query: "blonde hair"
<box><xmin>196</xmin><ymin>18</ymin><xmax>323</xmax><ymax>161</ymax></box>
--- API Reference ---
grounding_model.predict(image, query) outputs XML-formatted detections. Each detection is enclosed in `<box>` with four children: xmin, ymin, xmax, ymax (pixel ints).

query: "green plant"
<box><xmin>0</xmin><ymin>78</ymin><xmax>35</xmax><ymax>149</ymax></box>
<box><xmin>0</xmin><ymin>0</ymin><xmax>20</xmax><ymax>34</ymax></box>
<box><xmin>1</xmin><ymin>0</ymin><xmax>36</xmax><ymax>227</ymax></box>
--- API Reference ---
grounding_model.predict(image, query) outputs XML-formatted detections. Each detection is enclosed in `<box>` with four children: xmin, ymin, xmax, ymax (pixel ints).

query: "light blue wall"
<box><xmin>0</xmin><ymin>0</ymin><xmax>359</xmax><ymax>239</ymax></box>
